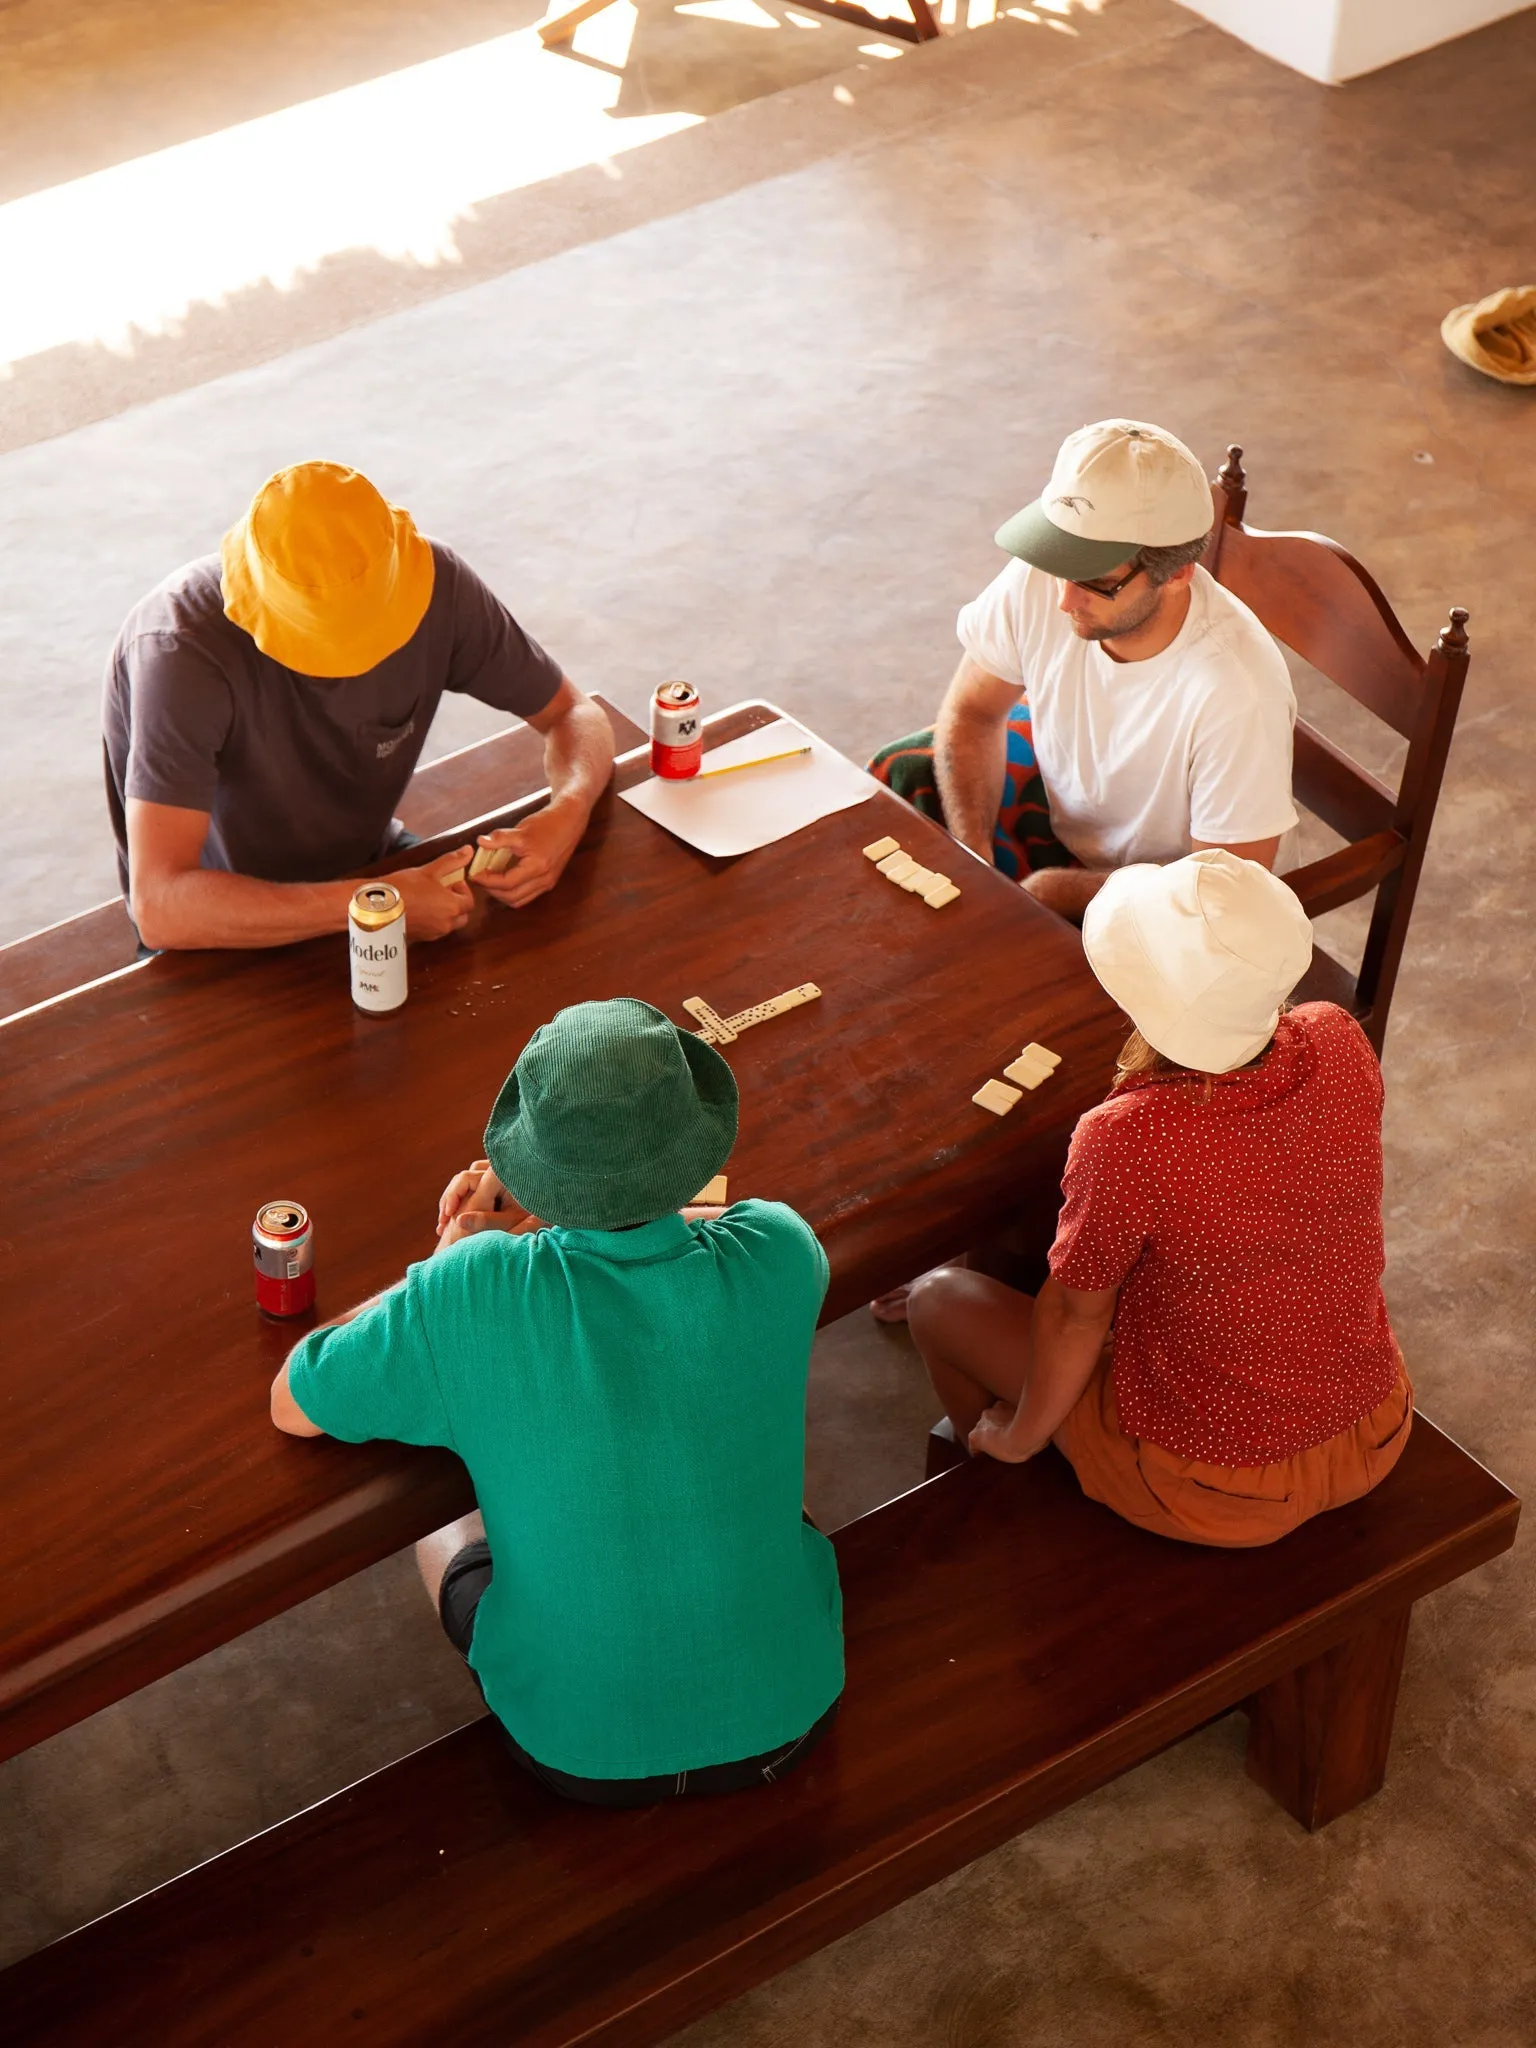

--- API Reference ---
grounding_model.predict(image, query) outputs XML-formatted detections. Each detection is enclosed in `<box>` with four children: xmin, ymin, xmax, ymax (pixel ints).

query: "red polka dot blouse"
<box><xmin>1048</xmin><ymin>1002</ymin><xmax>1400</xmax><ymax>1466</ymax></box>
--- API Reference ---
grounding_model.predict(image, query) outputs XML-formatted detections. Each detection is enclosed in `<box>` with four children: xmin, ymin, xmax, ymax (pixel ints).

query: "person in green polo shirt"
<box><xmin>270</xmin><ymin>998</ymin><xmax>843</xmax><ymax>1805</ymax></box>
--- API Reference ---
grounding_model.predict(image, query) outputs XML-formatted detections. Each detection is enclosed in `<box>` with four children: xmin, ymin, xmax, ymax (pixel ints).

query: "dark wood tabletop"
<box><xmin>0</xmin><ymin>702</ymin><xmax>1125</xmax><ymax>1762</ymax></box>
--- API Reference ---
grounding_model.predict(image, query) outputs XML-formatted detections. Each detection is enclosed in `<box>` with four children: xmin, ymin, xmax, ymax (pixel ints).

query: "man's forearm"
<box><xmin>133</xmin><ymin>869</ymin><xmax>357</xmax><ymax>951</ymax></box>
<box><xmin>1005</xmin><ymin>1278</ymin><xmax>1114</xmax><ymax>1456</ymax></box>
<box><xmin>933</xmin><ymin>700</ymin><xmax>1008</xmax><ymax>861</ymax></box>
<box><xmin>1022</xmin><ymin>866</ymin><xmax>1111</xmax><ymax>921</ymax></box>
<box><xmin>541</xmin><ymin>694</ymin><xmax>613</xmax><ymax>819</ymax></box>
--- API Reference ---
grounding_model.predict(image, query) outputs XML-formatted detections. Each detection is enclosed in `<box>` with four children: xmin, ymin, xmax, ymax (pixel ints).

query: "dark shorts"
<box><xmin>438</xmin><ymin>1540</ymin><xmax>839</xmax><ymax>1809</ymax></box>
<box><xmin>866</xmin><ymin>698</ymin><xmax>1077</xmax><ymax>882</ymax></box>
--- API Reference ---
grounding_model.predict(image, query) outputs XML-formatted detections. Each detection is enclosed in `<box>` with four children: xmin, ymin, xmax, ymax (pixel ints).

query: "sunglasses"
<box><xmin>1068</xmin><ymin>558</ymin><xmax>1145</xmax><ymax>599</ymax></box>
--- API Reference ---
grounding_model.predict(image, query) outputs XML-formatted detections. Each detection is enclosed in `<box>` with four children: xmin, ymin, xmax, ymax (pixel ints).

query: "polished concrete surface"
<box><xmin>2</xmin><ymin>1</ymin><xmax>1534</xmax><ymax>2039</ymax></box>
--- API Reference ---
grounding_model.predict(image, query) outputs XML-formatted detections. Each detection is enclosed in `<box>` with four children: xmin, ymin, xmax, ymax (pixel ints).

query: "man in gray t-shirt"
<box><xmin>103</xmin><ymin>461</ymin><xmax>614</xmax><ymax>951</ymax></box>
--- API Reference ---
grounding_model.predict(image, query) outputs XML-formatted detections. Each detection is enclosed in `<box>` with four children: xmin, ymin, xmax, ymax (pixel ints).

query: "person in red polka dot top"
<box><xmin>908</xmin><ymin>849</ymin><xmax>1412</xmax><ymax>1547</ymax></box>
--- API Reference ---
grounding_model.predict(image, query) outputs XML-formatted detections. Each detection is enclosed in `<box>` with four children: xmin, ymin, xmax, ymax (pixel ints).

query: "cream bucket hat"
<box><xmin>1082</xmin><ymin>850</ymin><xmax>1314</xmax><ymax>1074</ymax></box>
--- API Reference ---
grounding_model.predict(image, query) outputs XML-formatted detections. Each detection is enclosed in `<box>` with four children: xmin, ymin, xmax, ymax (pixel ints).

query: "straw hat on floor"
<box><xmin>1440</xmin><ymin>285</ymin><xmax>1536</xmax><ymax>385</ymax></box>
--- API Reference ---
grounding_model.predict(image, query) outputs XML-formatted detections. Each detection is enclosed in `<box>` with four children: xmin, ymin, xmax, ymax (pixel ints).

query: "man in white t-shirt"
<box><xmin>908</xmin><ymin>420</ymin><xmax>1297</xmax><ymax>923</ymax></box>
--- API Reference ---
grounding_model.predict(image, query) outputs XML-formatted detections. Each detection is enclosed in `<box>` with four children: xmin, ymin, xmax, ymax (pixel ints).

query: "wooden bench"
<box><xmin>0</xmin><ymin>695</ymin><xmax>644</xmax><ymax>1025</ymax></box>
<box><xmin>2</xmin><ymin>1417</ymin><xmax>1515</xmax><ymax>2048</ymax></box>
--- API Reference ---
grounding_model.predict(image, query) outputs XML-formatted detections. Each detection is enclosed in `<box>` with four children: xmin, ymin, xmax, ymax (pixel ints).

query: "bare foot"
<box><xmin>869</xmin><ymin>1283</ymin><xmax>912</xmax><ymax>1324</ymax></box>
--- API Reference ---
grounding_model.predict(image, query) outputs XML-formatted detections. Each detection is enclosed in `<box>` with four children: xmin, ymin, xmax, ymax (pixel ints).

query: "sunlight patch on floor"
<box><xmin>0</xmin><ymin>23</ymin><xmax>702</xmax><ymax>373</ymax></box>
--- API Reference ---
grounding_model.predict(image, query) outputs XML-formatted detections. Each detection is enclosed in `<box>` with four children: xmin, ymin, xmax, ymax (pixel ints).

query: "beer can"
<box><xmin>349</xmin><ymin>882</ymin><xmax>407</xmax><ymax>1013</ymax></box>
<box><xmin>253</xmin><ymin>1200</ymin><xmax>316</xmax><ymax>1319</ymax></box>
<box><xmin>650</xmin><ymin>680</ymin><xmax>703</xmax><ymax>780</ymax></box>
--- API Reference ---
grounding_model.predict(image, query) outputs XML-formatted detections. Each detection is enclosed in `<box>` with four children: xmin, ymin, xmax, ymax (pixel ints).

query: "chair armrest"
<box><xmin>1282</xmin><ymin>831</ymin><xmax>1406</xmax><ymax>918</ymax></box>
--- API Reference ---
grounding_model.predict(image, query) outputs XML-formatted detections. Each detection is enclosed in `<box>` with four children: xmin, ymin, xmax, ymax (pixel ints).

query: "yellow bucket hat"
<box><xmin>220</xmin><ymin>461</ymin><xmax>436</xmax><ymax>677</ymax></box>
<box><xmin>1440</xmin><ymin>285</ymin><xmax>1536</xmax><ymax>386</ymax></box>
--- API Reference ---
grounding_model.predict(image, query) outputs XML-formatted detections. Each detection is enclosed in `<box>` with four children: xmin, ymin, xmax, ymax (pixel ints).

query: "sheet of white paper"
<box><xmin>619</xmin><ymin>715</ymin><xmax>877</xmax><ymax>858</ymax></box>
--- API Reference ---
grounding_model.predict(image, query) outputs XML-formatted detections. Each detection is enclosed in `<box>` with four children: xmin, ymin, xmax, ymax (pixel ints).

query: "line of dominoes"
<box><xmin>860</xmin><ymin>836</ymin><xmax>960</xmax><ymax>910</ymax></box>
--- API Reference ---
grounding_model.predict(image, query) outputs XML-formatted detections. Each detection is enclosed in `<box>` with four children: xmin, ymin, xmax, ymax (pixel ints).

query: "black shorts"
<box><xmin>437</xmin><ymin>1540</ymin><xmax>839</xmax><ymax>1809</ymax></box>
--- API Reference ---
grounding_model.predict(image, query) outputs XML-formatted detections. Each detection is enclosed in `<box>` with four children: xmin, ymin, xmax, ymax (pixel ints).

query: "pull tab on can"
<box><xmin>349</xmin><ymin>882</ymin><xmax>407</xmax><ymax>1013</ymax></box>
<box><xmin>650</xmin><ymin>680</ymin><xmax>703</xmax><ymax>780</ymax></box>
<box><xmin>253</xmin><ymin>1200</ymin><xmax>316</xmax><ymax>1318</ymax></box>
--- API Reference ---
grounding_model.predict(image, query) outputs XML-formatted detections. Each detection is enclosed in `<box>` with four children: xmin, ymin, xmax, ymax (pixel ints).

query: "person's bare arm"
<box><xmin>1020</xmin><ymin>867</ymin><xmax>1111</xmax><ymax>921</ymax></box>
<box><xmin>1191</xmin><ymin>833</ymin><xmax>1281</xmax><ymax>870</ymax></box>
<box><xmin>126</xmin><ymin>799</ymin><xmax>474</xmax><ymax>952</ymax></box>
<box><xmin>270</xmin><ymin>1362</ymin><xmax>327</xmax><ymax>1436</ymax></box>
<box><xmin>527</xmin><ymin>676</ymin><xmax>613</xmax><ymax>805</ymax></box>
<box><xmin>269</xmin><ymin>1295</ymin><xmax>382</xmax><ymax>1436</ymax></box>
<box><xmin>969</xmin><ymin>1276</ymin><xmax>1118</xmax><ymax>1462</ymax></box>
<box><xmin>1023</xmin><ymin>832</ymin><xmax>1284</xmax><ymax>926</ymax></box>
<box><xmin>471</xmin><ymin>678</ymin><xmax>614</xmax><ymax>910</ymax></box>
<box><xmin>932</xmin><ymin>655</ymin><xmax>1021</xmax><ymax>864</ymax></box>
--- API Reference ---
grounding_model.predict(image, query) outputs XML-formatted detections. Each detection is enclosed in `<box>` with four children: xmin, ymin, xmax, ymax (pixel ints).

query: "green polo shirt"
<box><xmin>287</xmin><ymin>1200</ymin><xmax>843</xmax><ymax>1779</ymax></box>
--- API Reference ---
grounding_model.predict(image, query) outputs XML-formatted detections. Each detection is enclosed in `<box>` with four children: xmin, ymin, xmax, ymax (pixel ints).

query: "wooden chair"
<box><xmin>1204</xmin><ymin>448</ymin><xmax>1470</xmax><ymax>1056</ymax></box>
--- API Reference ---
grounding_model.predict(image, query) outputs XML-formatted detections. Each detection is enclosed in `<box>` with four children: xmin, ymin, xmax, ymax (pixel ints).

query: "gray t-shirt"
<box><xmin>102</xmin><ymin>543</ymin><xmax>563</xmax><ymax>892</ymax></box>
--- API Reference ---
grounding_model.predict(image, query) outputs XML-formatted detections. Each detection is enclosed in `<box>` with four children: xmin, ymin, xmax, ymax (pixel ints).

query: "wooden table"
<box><xmin>0</xmin><ymin>703</ymin><xmax>1124</xmax><ymax>1763</ymax></box>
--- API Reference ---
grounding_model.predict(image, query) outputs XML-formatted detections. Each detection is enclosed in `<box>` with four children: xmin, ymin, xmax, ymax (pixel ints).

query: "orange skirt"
<box><xmin>1053</xmin><ymin>1353</ymin><xmax>1414</xmax><ymax>1549</ymax></box>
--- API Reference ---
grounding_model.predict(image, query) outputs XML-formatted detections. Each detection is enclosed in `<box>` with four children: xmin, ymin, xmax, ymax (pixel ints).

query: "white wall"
<box><xmin>1175</xmin><ymin>0</ymin><xmax>1336</xmax><ymax>80</ymax></box>
<box><xmin>1331</xmin><ymin>0</ymin><xmax>1534</xmax><ymax>76</ymax></box>
<box><xmin>1176</xmin><ymin>0</ymin><xmax>1535</xmax><ymax>82</ymax></box>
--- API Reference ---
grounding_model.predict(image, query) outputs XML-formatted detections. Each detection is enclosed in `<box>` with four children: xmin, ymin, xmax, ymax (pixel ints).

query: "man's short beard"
<box><xmin>1070</xmin><ymin>581</ymin><xmax>1166</xmax><ymax>642</ymax></box>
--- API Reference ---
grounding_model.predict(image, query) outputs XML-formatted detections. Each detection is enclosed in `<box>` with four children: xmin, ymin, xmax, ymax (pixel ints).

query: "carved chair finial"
<box><xmin>1212</xmin><ymin>445</ymin><xmax>1248</xmax><ymax>531</ymax></box>
<box><xmin>1438</xmin><ymin>606</ymin><xmax>1471</xmax><ymax>655</ymax></box>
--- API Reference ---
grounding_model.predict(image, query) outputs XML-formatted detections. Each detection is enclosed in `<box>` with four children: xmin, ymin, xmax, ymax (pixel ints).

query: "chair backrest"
<box><xmin>1205</xmin><ymin>447</ymin><xmax>1470</xmax><ymax>1055</ymax></box>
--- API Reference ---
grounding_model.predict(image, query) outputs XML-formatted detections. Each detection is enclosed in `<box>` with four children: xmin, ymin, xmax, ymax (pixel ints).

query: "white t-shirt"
<box><xmin>956</xmin><ymin>562</ymin><xmax>1298</xmax><ymax>869</ymax></box>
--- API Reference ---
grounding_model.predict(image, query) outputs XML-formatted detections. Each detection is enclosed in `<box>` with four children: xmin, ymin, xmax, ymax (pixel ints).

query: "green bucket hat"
<box><xmin>484</xmin><ymin>998</ymin><xmax>738</xmax><ymax>1231</ymax></box>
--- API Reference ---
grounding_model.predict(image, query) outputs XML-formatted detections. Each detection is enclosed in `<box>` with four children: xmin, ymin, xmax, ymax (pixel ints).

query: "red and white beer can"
<box><xmin>650</xmin><ymin>680</ymin><xmax>703</xmax><ymax>780</ymax></box>
<box><xmin>253</xmin><ymin>1200</ymin><xmax>316</xmax><ymax>1319</ymax></box>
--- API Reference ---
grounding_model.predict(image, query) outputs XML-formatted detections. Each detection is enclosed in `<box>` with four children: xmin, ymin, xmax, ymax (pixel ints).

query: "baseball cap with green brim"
<box><xmin>993</xmin><ymin>501</ymin><xmax>1142</xmax><ymax>582</ymax></box>
<box><xmin>995</xmin><ymin>419</ymin><xmax>1216</xmax><ymax>582</ymax></box>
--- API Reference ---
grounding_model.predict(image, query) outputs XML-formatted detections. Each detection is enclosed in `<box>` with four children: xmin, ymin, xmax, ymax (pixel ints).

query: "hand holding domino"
<box><xmin>467</xmin><ymin>844</ymin><xmax>519</xmax><ymax>882</ymax></box>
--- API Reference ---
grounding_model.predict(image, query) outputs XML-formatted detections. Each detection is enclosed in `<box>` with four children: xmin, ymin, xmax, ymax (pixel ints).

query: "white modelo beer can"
<box><xmin>650</xmin><ymin>680</ymin><xmax>703</xmax><ymax>780</ymax></box>
<box><xmin>349</xmin><ymin>882</ymin><xmax>407</xmax><ymax>1013</ymax></box>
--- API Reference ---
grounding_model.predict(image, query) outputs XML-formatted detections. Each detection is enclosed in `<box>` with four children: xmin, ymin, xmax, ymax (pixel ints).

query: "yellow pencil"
<box><xmin>694</xmin><ymin>745</ymin><xmax>813</xmax><ymax>781</ymax></box>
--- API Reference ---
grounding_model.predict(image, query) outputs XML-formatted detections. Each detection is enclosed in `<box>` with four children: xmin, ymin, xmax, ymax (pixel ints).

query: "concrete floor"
<box><xmin>2</xmin><ymin>0</ymin><xmax>1534</xmax><ymax>2040</ymax></box>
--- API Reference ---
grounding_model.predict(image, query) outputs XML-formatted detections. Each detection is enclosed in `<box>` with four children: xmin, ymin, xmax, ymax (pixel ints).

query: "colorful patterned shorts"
<box><xmin>866</xmin><ymin>699</ymin><xmax>1076</xmax><ymax>882</ymax></box>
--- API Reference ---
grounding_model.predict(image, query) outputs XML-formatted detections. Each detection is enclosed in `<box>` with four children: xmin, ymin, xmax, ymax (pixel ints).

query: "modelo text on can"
<box><xmin>650</xmin><ymin>679</ymin><xmax>703</xmax><ymax>780</ymax></box>
<box><xmin>349</xmin><ymin>881</ymin><xmax>407</xmax><ymax>1012</ymax></box>
<box><xmin>253</xmin><ymin>1200</ymin><xmax>316</xmax><ymax>1318</ymax></box>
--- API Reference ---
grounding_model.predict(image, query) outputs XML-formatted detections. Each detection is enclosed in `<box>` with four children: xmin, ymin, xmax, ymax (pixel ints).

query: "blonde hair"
<box><xmin>1113</xmin><ymin>1005</ymin><xmax>1290</xmax><ymax>1101</ymax></box>
<box><xmin>1113</xmin><ymin>1029</ymin><xmax>1182</xmax><ymax>1086</ymax></box>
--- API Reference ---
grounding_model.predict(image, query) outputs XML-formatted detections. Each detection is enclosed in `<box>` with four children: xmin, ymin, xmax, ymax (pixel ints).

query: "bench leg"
<box><xmin>1244</xmin><ymin>1605</ymin><xmax>1412</xmax><ymax>1831</ymax></box>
